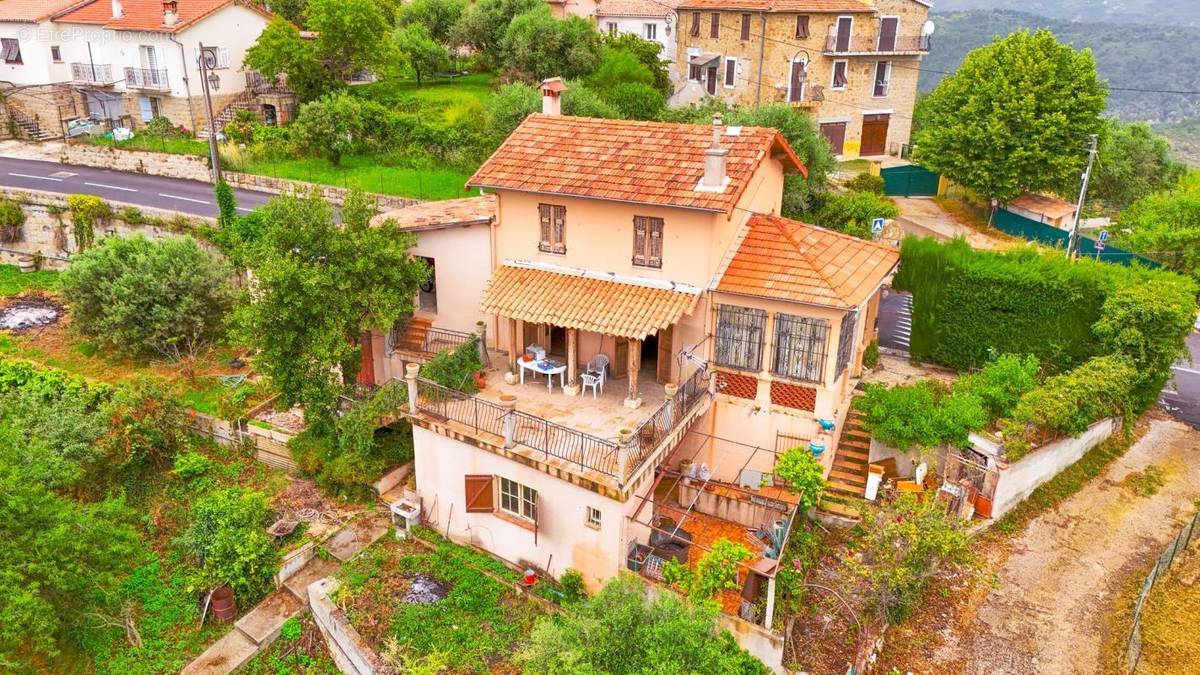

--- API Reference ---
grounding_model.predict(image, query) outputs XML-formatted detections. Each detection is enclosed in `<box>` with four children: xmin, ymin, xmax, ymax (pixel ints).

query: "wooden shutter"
<box><xmin>789</xmin><ymin>61</ymin><xmax>805</xmax><ymax>102</ymax></box>
<box><xmin>740</xmin><ymin>14</ymin><xmax>750</xmax><ymax>40</ymax></box>
<box><xmin>538</xmin><ymin>204</ymin><xmax>552</xmax><ymax>251</ymax></box>
<box><xmin>633</xmin><ymin>216</ymin><xmax>647</xmax><ymax>266</ymax></box>
<box><xmin>691</xmin><ymin>12</ymin><xmax>700</xmax><ymax>36</ymax></box>
<box><xmin>552</xmin><ymin>205</ymin><xmax>566</xmax><ymax>253</ymax></box>
<box><xmin>710</xmin><ymin>13</ymin><xmax>719</xmax><ymax>38</ymax></box>
<box><xmin>465</xmin><ymin>475</ymin><xmax>494</xmax><ymax>512</ymax></box>
<box><xmin>878</xmin><ymin>17</ymin><xmax>898</xmax><ymax>52</ymax></box>
<box><xmin>833</xmin><ymin>62</ymin><xmax>847</xmax><ymax>88</ymax></box>
<box><xmin>648</xmin><ymin>218</ymin><xmax>663</xmax><ymax>268</ymax></box>
<box><xmin>795</xmin><ymin>16</ymin><xmax>809</xmax><ymax>39</ymax></box>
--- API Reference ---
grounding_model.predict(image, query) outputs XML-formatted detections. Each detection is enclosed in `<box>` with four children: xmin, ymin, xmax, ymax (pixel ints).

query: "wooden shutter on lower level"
<box><xmin>796</xmin><ymin>16</ymin><xmax>810</xmax><ymax>39</ymax></box>
<box><xmin>633</xmin><ymin>216</ymin><xmax>647</xmax><ymax>265</ymax></box>
<box><xmin>648</xmin><ymin>218</ymin><xmax>663</xmax><ymax>267</ymax></box>
<box><xmin>465</xmin><ymin>474</ymin><xmax>494</xmax><ymax>512</ymax></box>
<box><xmin>538</xmin><ymin>204</ymin><xmax>552</xmax><ymax>251</ymax></box>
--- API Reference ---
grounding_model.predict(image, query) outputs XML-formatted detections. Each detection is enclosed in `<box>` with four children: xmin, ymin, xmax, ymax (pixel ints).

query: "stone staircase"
<box><xmin>4</xmin><ymin>105</ymin><xmax>57</xmax><ymax>141</ymax></box>
<box><xmin>197</xmin><ymin>89</ymin><xmax>260</xmax><ymax>138</ymax></box>
<box><xmin>819</xmin><ymin>408</ymin><xmax>871</xmax><ymax>520</ymax></box>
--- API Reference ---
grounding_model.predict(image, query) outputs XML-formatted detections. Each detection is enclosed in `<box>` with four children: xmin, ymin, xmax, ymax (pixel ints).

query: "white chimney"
<box><xmin>162</xmin><ymin>0</ymin><xmax>178</xmax><ymax>27</ymax></box>
<box><xmin>700</xmin><ymin>113</ymin><xmax>730</xmax><ymax>191</ymax></box>
<box><xmin>540</xmin><ymin>77</ymin><xmax>565</xmax><ymax>116</ymax></box>
<box><xmin>111</xmin><ymin>0</ymin><xmax>123</xmax><ymax>18</ymax></box>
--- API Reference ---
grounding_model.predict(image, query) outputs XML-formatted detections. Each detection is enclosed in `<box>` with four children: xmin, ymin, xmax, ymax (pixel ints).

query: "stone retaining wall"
<box><xmin>48</xmin><ymin>142</ymin><xmax>422</xmax><ymax>210</ymax></box>
<box><xmin>0</xmin><ymin>187</ymin><xmax>212</xmax><ymax>269</ymax></box>
<box><xmin>309</xmin><ymin>577</ymin><xmax>391</xmax><ymax>675</ymax></box>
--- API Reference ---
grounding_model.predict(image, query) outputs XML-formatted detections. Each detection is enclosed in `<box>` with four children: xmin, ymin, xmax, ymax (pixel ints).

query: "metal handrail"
<box><xmin>71</xmin><ymin>63</ymin><xmax>114</xmax><ymax>83</ymax></box>
<box><xmin>626</xmin><ymin>368</ymin><xmax>711</xmax><ymax>474</ymax></box>
<box><xmin>124</xmin><ymin>67</ymin><xmax>169</xmax><ymax>89</ymax></box>
<box><xmin>824</xmin><ymin>34</ymin><xmax>931</xmax><ymax>53</ymax></box>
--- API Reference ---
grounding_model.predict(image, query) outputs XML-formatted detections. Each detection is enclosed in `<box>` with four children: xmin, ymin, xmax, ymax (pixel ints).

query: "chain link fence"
<box><xmin>1124</xmin><ymin>511</ymin><xmax>1200</xmax><ymax>673</ymax></box>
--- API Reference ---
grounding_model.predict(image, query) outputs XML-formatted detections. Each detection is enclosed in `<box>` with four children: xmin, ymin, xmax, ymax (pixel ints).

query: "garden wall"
<box><xmin>48</xmin><ymin>142</ymin><xmax>422</xmax><ymax>210</ymax></box>
<box><xmin>987</xmin><ymin>417</ymin><xmax>1118</xmax><ymax>519</ymax></box>
<box><xmin>0</xmin><ymin>187</ymin><xmax>212</xmax><ymax>269</ymax></box>
<box><xmin>308</xmin><ymin>577</ymin><xmax>391</xmax><ymax>675</ymax></box>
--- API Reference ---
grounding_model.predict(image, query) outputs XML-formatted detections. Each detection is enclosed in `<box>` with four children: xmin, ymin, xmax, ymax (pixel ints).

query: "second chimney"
<box><xmin>702</xmin><ymin>114</ymin><xmax>729</xmax><ymax>189</ymax></box>
<box><xmin>111</xmin><ymin>0</ymin><xmax>123</xmax><ymax>18</ymax></box>
<box><xmin>163</xmin><ymin>0</ymin><xmax>179</xmax><ymax>27</ymax></box>
<box><xmin>540</xmin><ymin>77</ymin><xmax>565</xmax><ymax>116</ymax></box>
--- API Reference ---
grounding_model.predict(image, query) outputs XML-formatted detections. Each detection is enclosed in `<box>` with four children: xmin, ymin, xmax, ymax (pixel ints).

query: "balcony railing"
<box><xmin>778</xmin><ymin>84</ymin><xmax>825</xmax><ymax>106</ymax></box>
<box><xmin>824</xmin><ymin>34</ymin><xmax>931</xmax><ymax>54</ymax></box>
<box><xmin>626</xmin><ymin>368</ymin><xmax>711</xmax><ymax>473</ymax></box>
<box><xmin>71</xmin><ymin>63</ymin><xmax>115</xmax><ymax>84</ymax></box>
<box><xmin>124</xmin><ymin>67</ymin><xmax>170</xmax><ymax>90</ymax></box>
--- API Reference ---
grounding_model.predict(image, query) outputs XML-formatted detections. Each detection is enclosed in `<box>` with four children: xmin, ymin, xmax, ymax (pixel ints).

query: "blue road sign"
<box><xmin>871</xmin><ymin>218</ymin><xmax>885</xmax><ymax>234</ymax></box>
<box><xmin>1099</xmin><ymin>230</ymin><xmax>1109</xmax><ymax>242</ymax></box>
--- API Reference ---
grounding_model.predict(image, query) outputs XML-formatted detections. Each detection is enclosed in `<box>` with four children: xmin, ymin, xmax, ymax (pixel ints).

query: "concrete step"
<box><xmin>234</xmin><ymin>588</ymin><xmax>304</xmax><ymax>646</ymax></box>
<box><xmin>181</xmin><ymin>626</ymin><xmax>259</xmax><ymax>675</ymax></box>
<box><xmin>283</xmin><ymin>556</ymin><xmax>340</xmax><ymax>601</ymax></box>
<box><xmin>827</xmin><ymin>482</ymin><xmax>865</xmax><ymax>498</ymax></box>
<box><xmin>829</xmin><ymin>469</ymin><xmax>866</xmax><ymax>485</ymax></box>
<box><xmin>833</xmin><ymin>459</ymin><xmax>866</xmax><ymax>473</ymax></box>
<box><xmin>818</xmin><ymin>499</ymin><xmax>862</xmax><ymax>520</ymax></box>
<box><xmin>839</xmin><ymin>449</ymin><xmax>869</xmax><ymax>462</ymax></box>
<box><xmin>325</xmin><ymin>516</ymin><xmax>390</xmax><ymax>562</ymax></box>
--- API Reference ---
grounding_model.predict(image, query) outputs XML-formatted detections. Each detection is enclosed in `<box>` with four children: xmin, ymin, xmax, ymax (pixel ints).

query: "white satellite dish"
<box><xmin>922</xmin><ymin>20</ymin><xmax>936</xmax><ymax>36</ymax></box>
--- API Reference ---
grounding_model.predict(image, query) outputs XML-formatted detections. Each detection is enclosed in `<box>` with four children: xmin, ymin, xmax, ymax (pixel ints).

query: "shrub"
<box><xmin>774</xmin><ymin>446</ymin><xmax>826</xmax><ymax>511</ymax></box>
<box><xmin>844</xmin><ymin>172</ymin><xmax>885</xmax><ymax>194</ymax></box>
<box><xmin>421</xmin><ymin>337</ymin><xmax>483</xmax><ymax>393</ymax></box>
<box><xmin>96</xmin><ymin>377</ymin><xmax>189</xmax><ymax>488</ymax></box>
<box><xmin>559</xmin><ymin>568</ymin><xmax>586</xmax><ymax>604</ymax></box>
<box><xmin>172</xmin><ymin>451</ymin><xmax>213</xmax><ymax>481</ymax></box>
<box><xmin>66</xmin><ymin>194</ymin><xmax>112</xmax><ymax>251</ymax></box>
<box><xmin>61</xmin><ymin>234</ymin><xmax>235</xmax><ymax>365</ymax></box>
<box><xmin>815</xmin><ymin>190</ymin><xmax>899</xmax><ymax>239</ymax></box>
<box><xmin>955</xmin><ymin>353</ymin><xmax>1040</xmax><ymax>420</ymax></box>
<box><xmin>858</xmin><ymin>379</ymin><xmax>986</xmax><ymax>451</ymax></box>
<box><xmin>862</xmin><ymin>339</ymin><xmax>880</xmax><ymax>369</ymax></box>
<box><xmin>143</xmin><ymin>115</ymin><xmax>175</xmax><ymax>137</ymax></box>
<box><xmin>175</xmin><ymin>487</ymin><xmax>277</xmax><ymax>605</ymax></box>
<box><xmin>606</xmin><ymin>81</ymin><xmax>665</xmax><ymax>120</ymax></box>
<box><xmin>0</xmin><ymin>198</ymin><xmax>25</xmax><ymax>243</ymax></box>
<box><xmin>224</xmin><ymin>109</ymin><xmax>258</xmax><ymax>145</ymax></box>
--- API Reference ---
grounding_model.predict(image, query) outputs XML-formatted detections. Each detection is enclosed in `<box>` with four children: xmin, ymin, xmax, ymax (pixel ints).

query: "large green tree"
<box><xmin>1091</xmin><ymin>120</ymin><xmax>1186</xmax><ymax>212</ymax></box>
<box><xmin>450</xmin><ymin>0</ymin><xmax>541</xmax><ymax>66</ymax></box>
<box><xmin>61</xmin><ymin>234</ymin><xmax>235</xmax><ymax>369</ymax></box>
<box><xmin>245</xmin><ymin>17</ymin><xmax>336</xmax><ymax>102</ymax></box>
<box><xmin>394</xmin><ymin>23</ymin><xmax>451</xmax><ymax>85</ymax></box>
<box><xmin>518</xmin><ymin>575</ymin><xmax>768</xmax><ymax>674</ymax></box>
<box><xmin>500</xmin><ymin>5</ymin><xmax>601</xmax><ymax>80</ymax></box>
<box><xmin>306</xmin><ymin>0</ymin><xmax>391</xmax><ymax>82</ymax></box>
<box><xmin>915</xmin><ymin>29</ymin><xmax>1107</xmax><ymax>203</ymax></box>
<box><xmin>237</xmin><ymin>191</ymin><xmax>427</xmax><ymax>424</ymax></box>
<box><xmin>1121</xmin><ymin>171</ymin><xmax>1200</xmax><ymax>281</ymax></box>
<box><xmin>395</xmin><ymin>0</ymin><xmax>466</xmax><ymax>44</ymax></box>
<box><xmin>602</xmin><ymin>32</ymin><xmax>670</xmax><ymax>94</ymax></box>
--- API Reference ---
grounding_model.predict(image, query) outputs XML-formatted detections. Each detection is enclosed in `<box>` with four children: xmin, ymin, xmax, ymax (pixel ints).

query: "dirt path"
<box><xmin>935</xmin><ymin>419</ymin><xmax>1200</xmax><ymax>674</ymax></box>
<box><xmin>892</xmin><ymin>197</ymin><xmax>1009</xmax><ymax>250</ymax></box>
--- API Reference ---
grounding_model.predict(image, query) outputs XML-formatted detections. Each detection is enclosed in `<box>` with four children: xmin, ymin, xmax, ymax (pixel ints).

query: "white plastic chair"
<box><xmin>593</xmin><ymin>354</ymin><xmax>610</xmax><ymax>391</ymax></box>
<box><xmin>581</xmin><ymin>372</ymin><xmax>601</xmax><ymax>399</ymax></box>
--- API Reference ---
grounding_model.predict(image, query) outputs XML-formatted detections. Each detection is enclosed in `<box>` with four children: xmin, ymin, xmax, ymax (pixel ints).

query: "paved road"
<box><xmin>0</xmin><ymin>155</ymin><xmax>273</xmax><ymax>218</ymax></box>
<box><xmin>1160</xmin><ymin>322</ymin><xmax>1200</xmax><ymax>429</ymax></box>
<box><xmin>877</xmin><ymin>289</ymin><xmax>912</xmax><ymax>354</ymax></box>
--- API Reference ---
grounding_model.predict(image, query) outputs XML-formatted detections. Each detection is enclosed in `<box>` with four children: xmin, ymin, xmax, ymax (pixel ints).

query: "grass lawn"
<box><xmin>0</xmin><ymin>264</ymin><xmax>60</xmax><ymax>296</ymax></box>
<box><xmin>81</xmin><ymin>133</ymin><xmax>210</xmax><ymax>157</ymax></box>
<box><xmin>353</xmin><ymin>73</ymin><xmax>497</xmax><ymax>120</ymax></box>
<box><xmin>234</xmin><ymin>155</ymin><xmax>475</xmax><ymax>201</ymax></box>
<box><xmin>335</xmin><ymin>529</ymin><xmax>551</xmax><ymax>672</ymax></box>
<box><xmin>837</xmin><ymin>159</ymin><xmax>871</xmax><ymax>173</ymax></box>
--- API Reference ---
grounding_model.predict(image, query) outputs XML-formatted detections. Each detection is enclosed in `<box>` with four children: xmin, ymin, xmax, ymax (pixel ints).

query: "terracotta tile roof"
<box><xmin>676</xmin><ymin>0</ymin><xmax>874</xmax><ymax>11</ymax></box>
<box><xmin>1009</xmin><ymin>192</ymin><xmax>1077</xmax><ymax>220</ymax></box>
<box><xmin>54</xmin><ymin>0</ymin><xmax>270</xmax><ymax>32</ymax></box>
<box><xmin>467</xmin><ymin>114</ymin><xmax>806</xmax><ymax>214</ymax></box>
<box><xmin>480</xmin><ymin>262</ymin><xmax>699</xmax><ymax>340</ymax></box>
<box><xmin>717</xmin><ymin>213</ymin><xmax>899</xmax><ymax>309</ymax></box>
<box><xmin>596</xmin><ymin>0</ymin><xmax>677</xmax><ymax>17</ymax></box>
<box><xmin>371</xmin><ymin>195</ymin><xmax>496</xmax><ymax>231</ymax></box>
<box><xmin>0</xmin><ymin>0</ymin><xmax>82</xmax><ymax>22</ymax></box>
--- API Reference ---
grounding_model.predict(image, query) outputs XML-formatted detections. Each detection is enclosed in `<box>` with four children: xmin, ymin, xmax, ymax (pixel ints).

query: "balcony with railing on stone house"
<box><xmin>824</xmin><ymin>34</ymin><xmax>931</xmax><ymax>55</ymax></box>
<box><xmin>124</xmin><ymin>67</ymin><xmax>170</xmax><ymax>91</ymax></box>
<box><xmin>70</xmin><ymin>63</ymin><xmax>116</xmax><ymax>85</ymax></box>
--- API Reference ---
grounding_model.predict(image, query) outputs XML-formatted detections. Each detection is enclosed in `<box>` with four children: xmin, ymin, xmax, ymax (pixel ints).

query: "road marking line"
<box><xmin>85</xmin><ymin>182</ymin><xmax>137</xmax><ymax>192</ymax></box>
<box><xmin>158</xmin><ymin>193</ymin><xmax>209</xmax><ymax>205</ymax></box>
<box><xmin>1163</xmin><ymin>389</ymin><xmax>1179</xmax><ymax>396</ymax></box>
<box><xmin>9</xmin><ymin>172</ymin><xmax>62</xmax><ymax>182</ymax></box>
<box><xmin>894</xmin><ymin>328</ymin><xmax>911</xmax><ymax>335</ymax></box>
<box><xmin>236</xmin><ymin>207</ymin><xmax>253</xmax><ymax>212</ymax></box>
<box><xmin>1173</xmin><ymin>366</ymin><xmax>1200</xmax><ymax>375</ymax></box>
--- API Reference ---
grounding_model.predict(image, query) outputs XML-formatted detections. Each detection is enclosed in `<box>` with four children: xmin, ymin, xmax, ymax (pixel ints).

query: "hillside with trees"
<box><xmin>930</xmin><ymin>0</ymin><xmax>1200</xmax><ymax>26</ymax></box>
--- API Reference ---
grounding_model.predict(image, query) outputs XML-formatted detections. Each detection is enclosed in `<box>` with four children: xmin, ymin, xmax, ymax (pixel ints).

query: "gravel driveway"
<box><xmin>951</xmin><ymin>419</ymin><xmax>1200</xmax><ymax>674</ymax></box>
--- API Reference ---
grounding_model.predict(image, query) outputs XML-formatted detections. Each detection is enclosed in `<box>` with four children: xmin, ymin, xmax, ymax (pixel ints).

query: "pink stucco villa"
<box><xmin>365</xmin><ymin>81</ymin><xmax>898</xmax><ymax>670</ymax></box>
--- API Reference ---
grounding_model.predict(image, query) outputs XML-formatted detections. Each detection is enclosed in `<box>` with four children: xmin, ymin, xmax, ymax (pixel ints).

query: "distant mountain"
<box><xmin>929</xmin><ymin>1</ymin><xmax>1200</xmax><ymax>27</ymax></box>
<box><xmin>922</xmin><ymin>10</ymin><xmax>1200</xmax><ymax>124</ymax></box>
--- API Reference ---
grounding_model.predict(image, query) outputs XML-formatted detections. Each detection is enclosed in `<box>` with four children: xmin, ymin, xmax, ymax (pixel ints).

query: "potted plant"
<box><xmin>503</xmin><ymin>368</ymin><xmax>518</xmax><ymax>385</ymax></box>
<box><xmin>473</xmin><ymin>369</ymin><xmax>487</xmax><ymax>390</ymax></box>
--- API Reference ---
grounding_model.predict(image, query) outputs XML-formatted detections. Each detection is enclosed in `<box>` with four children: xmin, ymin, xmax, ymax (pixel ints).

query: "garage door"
<box><xmin>861</xmin><ymin>114</ymin><xmax>890</xmax><ymax>156</ymax></box>
<box><xmin>820</xmin><ymin>122</ymin><xmax>847</xmax><ymax>155</ymax></box>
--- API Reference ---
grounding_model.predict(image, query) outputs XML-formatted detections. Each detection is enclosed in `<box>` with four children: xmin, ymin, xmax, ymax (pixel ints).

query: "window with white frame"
<box><xmin>50</xmin><ymin>46</ymin><xmax>62</xmax><ymax>62</ymax></box>
<box><xmin>607</xmin><ymin>22</ymin><xmax>617</xmax><ymax>35</ymax></box>
<box><xmin>873</xmin><ymin>61</ymin><xmax>891</xmax><ymax>97</ymax></box>
<box><xmin>688</xmin><ymin>62</ymin><xmax>702</xmax><ymax>82</ymax></box>
<box><xmin>772</xmin><ymin>313</ymin><xmax>830</xmax><ymax>383</ymax></box>
<box><xmin>644</xmin><ymin>23</ymin><xmax>657</xmax><ymax>40</ymax></box>
<box><xmin>724</xmin><ymin>57</ymin><xmax>736</xmax><ymax>87</ymax></box>
<box><xmin>831</xmin><ymin>60</ymin><xmax>848</xmax><ymax>90</ymax></box>
<box><xmin>586</xmin><ymin>506</ymin><xmax>602</xmax><ymax>528</ymax></box>
<box><xmin>714</xmin><ymin>305</ymin><xmax>767</xmax><ymax>372</ymax></box>
<box><xmin>500</xmin><ymin>477</ymin><xmax>537</xmax><ymax>522</ymax></box>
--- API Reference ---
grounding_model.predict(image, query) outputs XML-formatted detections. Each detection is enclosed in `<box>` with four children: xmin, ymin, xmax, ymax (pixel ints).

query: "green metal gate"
<box><xmin>881</xmin><ymin>164</ymin><xmax>940</xmax><ymax>197</ymax></box>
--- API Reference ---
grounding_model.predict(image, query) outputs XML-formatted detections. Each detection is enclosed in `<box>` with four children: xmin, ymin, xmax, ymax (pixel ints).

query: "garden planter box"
<box><xmin>276</xmin><ymin>542</ymin><xmax>316</xmax><ymax>586</ymax></box>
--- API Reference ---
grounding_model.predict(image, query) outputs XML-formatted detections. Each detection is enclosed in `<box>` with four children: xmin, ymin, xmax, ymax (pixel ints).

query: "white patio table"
<box><xmin>519</xmin><ymin>358</ymin><xmax>568</xmax><ymax>393</ymax></box>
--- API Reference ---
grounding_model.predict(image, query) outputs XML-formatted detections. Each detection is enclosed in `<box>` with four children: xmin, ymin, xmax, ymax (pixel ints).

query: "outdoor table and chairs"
<box><xmin>519</xmin><ymin>356</ymin><xmax>567</xmax><ymax>392</ymax></box>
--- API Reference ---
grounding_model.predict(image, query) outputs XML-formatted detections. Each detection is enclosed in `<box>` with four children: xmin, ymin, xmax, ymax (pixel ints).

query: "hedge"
<box><xmin>893</xmin><ymin>238</ymin><xmax>1195</xmax><ymax>379</ymax></box>
<box><xmin>0</xmin><ymin>358</ymin><xmax>112</xmax><ymax>406</ymax></box>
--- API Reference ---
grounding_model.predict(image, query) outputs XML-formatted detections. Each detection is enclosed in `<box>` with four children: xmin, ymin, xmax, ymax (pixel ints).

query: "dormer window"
<box><xmin>538</xmin><ymin>203</ymin><xmax>566</xmax><ymax>254</ymax></box>
<box><xmin>632</xmin><ymin>216</ymin><xmax>663</xmax><ymax>268</ymax></box>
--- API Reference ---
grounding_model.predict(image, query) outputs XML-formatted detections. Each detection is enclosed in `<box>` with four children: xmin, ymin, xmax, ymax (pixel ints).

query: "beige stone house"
<box><xmin>671</xmin><ymin>0</ymin><xmax>931</xmax><ymax>158</ymax></box>
<box><xmin>366</xmin><ymin>84</ymin><xmax>896</xmax><ymax>668</ymax></box>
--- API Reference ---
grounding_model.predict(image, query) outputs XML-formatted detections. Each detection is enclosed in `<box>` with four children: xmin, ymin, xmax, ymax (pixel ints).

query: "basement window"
<box><xmin>500</xmin><ymin>477</ymin><xmax>538</xmax><ymax>522</ymax></box>
<box><xmin>586</xmin><ymin>506</ymin><xmax>602</xmax><ymax>528</ymax></box>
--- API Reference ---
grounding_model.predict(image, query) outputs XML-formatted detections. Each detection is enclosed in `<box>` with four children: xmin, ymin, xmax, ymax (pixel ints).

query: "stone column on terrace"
<box><xmin>507</xmin><ymin>317</ymin><xmax>518</xmax><ymax>371</ymax></box>
<box><xmin>625</xmin><ymin>338</ymin><xmax>642</xmax><ymax>409</ymax></box>
<box><xmin>564</xmin><ymin>328</ymin><xmax>580</xmax><ymax>396</ymax></box>
<box><xmin>404</xmin><ymin>363</ymin><xmax>419</xmax><ymax>414</ymax></box>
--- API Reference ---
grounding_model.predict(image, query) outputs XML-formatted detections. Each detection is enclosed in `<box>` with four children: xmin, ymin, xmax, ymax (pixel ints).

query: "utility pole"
<box><xmin>198</xmin><ymin>42</ymin><xmax>222</xmax><ymax>184</ymax></box>
<box><xmin>1066</xmin><ymin>133</ymin><xmax>1099</xmax><ymax>259</ymax></box>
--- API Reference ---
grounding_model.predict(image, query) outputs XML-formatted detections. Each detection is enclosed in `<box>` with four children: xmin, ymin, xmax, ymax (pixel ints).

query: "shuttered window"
<box><xmin>500</xmin><ymin>477</ymin><xmax>537</xmax><ymax>522</ymax></box>
<box><xmin>831</xmin><ymin>60</ymin><xmax>848</xmax><ymax>89</ymax></box>
<box><xmin>724</xmin><ymin>58</ymin><xmax>736</xmax><ymax>87</ymax></box>
<box><xmin>691</xmin><ymin>11</ymin><xmax>701</xmax><ymax>36</ymax></box>
<box><xmin>795</xmin><ymin>16</ymin><xmax>810</xmax><ymax>38</ymax></box>
<box><xmin>740</xmin><ymin>13</ymin><xmax>751</xmax><ymax>40</ymax></box>
<box><xmin>873</xmin><ymin>61</ymin><xmax>891</xmax><ymax>97</ymax></box>
<box><xmin>710</xmin><ymin>13</ymin><xmax>720</xmax><ymax>38</ymax></box>
<box><xmin>632</xmin><ymin>216</ymin><xmax>663</xmax><ymax>268</ymax></box>
<box><xmin>1</xmin><ymin>38</ymin><xmax>22</xmax><ymax>64</ymax></box>
<box><xmin>538</xmin><ymin>203</ymin><xmax>566</xmax><ymax>254</ymax></box>
<box><xmin>464</xmin><ymin>475</ymin><xmax>494</xmax><ymax>513</ymax></box>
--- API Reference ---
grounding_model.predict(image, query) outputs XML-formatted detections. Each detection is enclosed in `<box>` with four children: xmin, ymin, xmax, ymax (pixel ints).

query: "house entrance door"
<box><xmin>706</xmin><ymin>66</ymin><xmax>718</xmax><ymax>95</ymax></box>
<box><xmin>417</xmin><ymin>256</ymin><xmax>437</xmax><ymax>313</ymax></box>
<box><xmin>861</xmin><ymin>114</ymin><xmax>890</xmax><ymax>156</ymax></box>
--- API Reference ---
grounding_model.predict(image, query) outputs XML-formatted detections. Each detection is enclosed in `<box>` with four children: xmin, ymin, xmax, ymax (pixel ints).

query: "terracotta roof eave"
<box><xmin>398</xmin><ymin>217</ymin><xmax>494</xmax><ymax>232</ymax></box>
<box><xmin>464</xmin><ymin>184</ymin><xmax>730</xmax><ymax>214</ymax></box>
<box><xmin>712</xmin><ymin>287</ymin><xmax>855</xmax><ymax>311</ymax></box>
